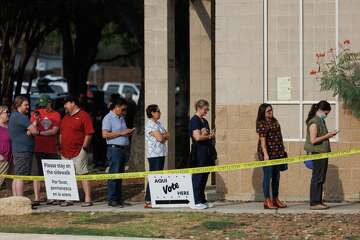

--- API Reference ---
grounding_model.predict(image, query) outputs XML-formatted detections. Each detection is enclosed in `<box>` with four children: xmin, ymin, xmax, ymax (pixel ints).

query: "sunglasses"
<box><xmin>266</xmin><ymin>109</ymin><xmax>273</xmax><ymax>113</ymax></box>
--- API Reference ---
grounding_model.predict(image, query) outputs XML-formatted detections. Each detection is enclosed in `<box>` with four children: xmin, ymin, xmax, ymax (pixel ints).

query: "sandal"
<box><xmin>81</xmin><ymin>202</ymin><xmax>93</xmax><ymax>207</ymax></box>
<box><xmin>60</xmin><ymin>201</ymin><xmax>74</xmax><ymax>207</ymax></box>
<box><xmin>32</xmin><ymin>201</ymin><xmax>41</xmax><ymax>207</ymax></box>
<box><xmin>144</xmin><ymin>202</ymin><xmax>152</xmax><ymax>209</ymax></box>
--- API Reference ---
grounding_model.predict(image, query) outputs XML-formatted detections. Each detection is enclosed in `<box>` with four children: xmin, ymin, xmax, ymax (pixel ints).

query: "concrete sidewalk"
<box><xmin>0</xmin><ymin>233</ymin><xmax>170</xmax><ymax>240</ymax></box>
<box><xmin>35</xmin><ymin>201</ymin><xmax>360</xmax><ymax>214</ymax></box>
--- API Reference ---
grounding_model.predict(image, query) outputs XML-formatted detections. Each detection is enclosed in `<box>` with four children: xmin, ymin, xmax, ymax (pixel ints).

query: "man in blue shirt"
<box><xmin>9</xmin><ymin>96</ymin><xmax>39</xmax><ymax>197</ymax></box>
<box><xmin>102</xmin><ymin>98</ymin><xmax>135</xmax><ymax>207</ymax></box>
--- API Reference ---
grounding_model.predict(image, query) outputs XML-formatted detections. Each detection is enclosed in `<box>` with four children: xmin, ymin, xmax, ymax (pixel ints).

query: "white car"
<box><xmin>102</xmin><ymin>82</ymin><xmax>140</xmax><ymax>104</ymax></box>
<box><xmin>39</xmin><ymin>75</ymin><xmax>68</xmax><ymax>94</ymax></box>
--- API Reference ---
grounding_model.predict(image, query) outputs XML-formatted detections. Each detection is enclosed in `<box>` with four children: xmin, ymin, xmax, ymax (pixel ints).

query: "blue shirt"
<box><xmin>8</xmin><ymin>111</ymin><xmax>34</xmax><ymax>153</ymax></box>
<box><xmin>102</xmin><ymin>111</ymin><xmax>129</xmax><ymax>146</ymax></box>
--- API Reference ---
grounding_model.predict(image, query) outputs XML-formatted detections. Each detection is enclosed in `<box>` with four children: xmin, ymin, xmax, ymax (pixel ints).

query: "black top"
<box><xmin>189</xmin><ymin>115</ymin><xmax>211</xmax><ymax>146</ymax></box>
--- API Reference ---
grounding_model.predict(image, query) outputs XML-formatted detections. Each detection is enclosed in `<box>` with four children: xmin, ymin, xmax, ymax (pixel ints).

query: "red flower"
<box><xmin>309</xmin><ymin>69</ymin><xmax>317</xmax><ymax>75</ymax></box>
<box><xmin>315</xmin><ymin>53</ymin><xmax>320</xmax><ymax>58</ymax></box>
<box><xmin>344</xmin><ymin>40</ymin><xmax>351</xmax><ymax>44</ymax></box>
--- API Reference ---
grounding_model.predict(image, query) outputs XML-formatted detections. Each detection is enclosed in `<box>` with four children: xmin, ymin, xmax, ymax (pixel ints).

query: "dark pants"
<box><xmin>35</xmin><ymin>152</ymin><xmax>59</xmax><ymax>176</ymax></box>
<box><xmin>192</xmin><ymin>172</ymin><xmax>209</xmax><ymax>204</ymax></box>
<box><xmin>145</xmin><ymin>157</ymin><xmax>165</xmax><ymax>202</ymax></box>
<box><xmin>107</xmin><ymin>146</ymin><xmax>127</xmax><ymax>203</ymax></box>
<box><xmin>262</xmin><ymin>166</ymin><xmax>280</xmax><ymax>199</ymax></box>
<box><xmin>310</xmin><ymin>158</ymin><xmax>328</xmax><ymax>205</ymax></box>
<box><xmin>191</xmin><ymin>144</ymin><xmax>212</xmax><ymax>204</ymax></box>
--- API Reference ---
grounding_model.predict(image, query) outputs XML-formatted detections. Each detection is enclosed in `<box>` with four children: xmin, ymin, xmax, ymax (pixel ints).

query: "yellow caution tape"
<box><xmin>1</xmin><ymin>148</ymin><xmax>360</xmax><ymax>181</ymax></box>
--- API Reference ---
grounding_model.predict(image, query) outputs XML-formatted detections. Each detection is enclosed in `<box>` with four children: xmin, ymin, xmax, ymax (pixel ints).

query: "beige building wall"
<box><xmin>215</xmin><ymin>0</ymin><xmax>360</xmax><ymax>201</ymax></box>
<box><xmin>144</xmin><ymin>0</ymin><xmax>176</xmax><ymax>169</ymax></box>
<box><xmin>190</xmin><ymin>0</ymin><xmax>213</xmax><ymax>126</ymax></box>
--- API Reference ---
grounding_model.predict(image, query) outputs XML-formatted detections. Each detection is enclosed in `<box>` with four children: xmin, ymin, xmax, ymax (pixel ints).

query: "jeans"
<box><xmin>310</xmin><ymin>157</ymin><xmax>328</xmax><ymax>205</ymax></box>
<box><xmin>145</xmin><ymin>157</ymin><xmax>165</xmax><ymax>202</ymax></box>
<box><xmin>262</xmin><ymin>166</ymin><xmax>280</xmax><ymax>199</ymax></box>
<box><xmin>107</xmin><ymin>147</ymin><xmax>127</xmax><ymax>203</ymax></box>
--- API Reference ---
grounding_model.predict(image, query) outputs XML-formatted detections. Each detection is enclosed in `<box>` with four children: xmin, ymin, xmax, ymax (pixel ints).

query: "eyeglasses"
<box><xmin>0</xmin><ymin>110</ymin><xmax>9</xmax><ymax>115</ymax></box>
<box><xmin>266</xmin><ymin>109</ymin><xmax>273</xmax><ymax>113</ymax></box>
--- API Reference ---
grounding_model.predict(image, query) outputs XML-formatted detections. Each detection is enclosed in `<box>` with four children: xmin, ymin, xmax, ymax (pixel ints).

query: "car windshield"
<box><xmin>50</xmin><ymin>85</ymin><xmax>65</xmax><ymax>93</ymax></box>
<box><xmin>107</xmin><ymin>85</ymin><xmax>119</xmax><ymax>93</ymax></box>
<box><xmin>123</xmin><ymin>85</ymin><xmax>138</xmax><ymax>95</ymax></box>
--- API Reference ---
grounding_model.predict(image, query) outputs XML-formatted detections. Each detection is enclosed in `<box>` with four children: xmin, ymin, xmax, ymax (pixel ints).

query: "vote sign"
<box><xmin>149</xmin><ymin>174</ymin><xmax>195</xmax><ymax>208</ymax></box>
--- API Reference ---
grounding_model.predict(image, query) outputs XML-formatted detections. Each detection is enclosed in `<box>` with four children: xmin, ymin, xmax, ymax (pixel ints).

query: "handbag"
<box><xmin>304</xmin><ymin>152</ymin><xmax>314</xmax><ymax>169</ymax></box>
<box><xmin>278</xmin><ymin>152</ymin><xmax>288</xmax><ymax>172</ymax></box>
<box><xmin>304</xmin><ymin>160</ymin><xmax>313</xmax><ymax>169</ymax></box>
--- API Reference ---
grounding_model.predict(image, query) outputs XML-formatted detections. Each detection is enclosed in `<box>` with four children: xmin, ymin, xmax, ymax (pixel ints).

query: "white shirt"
<box><xmin>145</xmin><ymin>119</ymin><xmax>167</xmax><ymax>158</ymax></box>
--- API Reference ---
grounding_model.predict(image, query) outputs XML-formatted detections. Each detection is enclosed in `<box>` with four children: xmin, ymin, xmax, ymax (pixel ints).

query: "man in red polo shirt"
<box><xmin>30</xmin><ymin>95</ymin><xmax>61</xmax><ymax>205</ymax></box>
<box><xmin>60</xmin><ymin>96</ymin><xmax>94</xmax><ymax>207</ymax></box>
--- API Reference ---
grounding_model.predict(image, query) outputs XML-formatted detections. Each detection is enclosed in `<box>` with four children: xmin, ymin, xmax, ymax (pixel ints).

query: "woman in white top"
<box><xmin>144</xmin><ymin>104</ymin><xmax>169</xmax><ymax>208</ymax></box>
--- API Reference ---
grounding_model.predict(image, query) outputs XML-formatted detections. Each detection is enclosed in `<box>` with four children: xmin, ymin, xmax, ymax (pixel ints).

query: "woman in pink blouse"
<box><xmin>0</xmin><ymin>105</ymin><xmax>12</xmax><ymax>188</ymax></box>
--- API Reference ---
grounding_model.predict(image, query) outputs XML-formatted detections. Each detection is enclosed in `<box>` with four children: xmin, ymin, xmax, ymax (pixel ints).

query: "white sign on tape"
<box><xmin>42</xmin><ymin>159</ymin><xmax>79</xmax><ymax>201</ymax></box>
<box><xmin>149</xmin><ymin>174</ymin><xmax>195</xmax><ymax>208</ymax></box>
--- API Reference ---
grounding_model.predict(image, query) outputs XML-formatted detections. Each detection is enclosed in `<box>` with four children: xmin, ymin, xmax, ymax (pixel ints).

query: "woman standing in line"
<box><xmin>144</xmin><ymin>104</ymin><xmax>169</xmax><ymax>208</ymax></box>
<box><xmin>189</xmin><ymin>99</ymin><xmax>216</xmax><ymax>210</ymax></box>
<box><xmin>0</xmin><ymin>106</ymin><xmax>12</xmax><ymax>191</ymax></box>
<box><xmin>256</xmin><ymin>103</ymin><xmax>287</xmax><ymax>209</ymax></box>
<box><xmin>305</xmin><ymin>100</ymin><xmax>338</xmax><ymax>210</ymax></box>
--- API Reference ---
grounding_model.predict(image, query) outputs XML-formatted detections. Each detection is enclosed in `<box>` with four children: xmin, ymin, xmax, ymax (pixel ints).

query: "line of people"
<box><xmin>0</xmin><ymin>95</ymin><xmax>95</xmax><ymax>207</ymax></box>
<box><xmin>256</xmin><ymin>100</ymin><xmax>338</xmax><ymax>210</ymax></box>
<box><xmin>144</xmin><ymin>99</ymin><xmax>338</xmax><ymax>210</ymax></box>
<box><xmin>0</xmin><ymin>94</ymin><xmax>338</xmax><ymax>211</ymax></box>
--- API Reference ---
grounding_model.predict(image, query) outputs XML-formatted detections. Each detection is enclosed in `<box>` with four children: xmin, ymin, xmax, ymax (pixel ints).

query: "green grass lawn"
<box><xmin>0</xmin><ymin>212</ymin><xmax>359</xmax><ymax>239</ymax></box>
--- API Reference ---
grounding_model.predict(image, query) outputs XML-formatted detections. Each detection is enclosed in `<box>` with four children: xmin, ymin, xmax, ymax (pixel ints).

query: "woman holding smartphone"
<box><xmin>305</xmin><ymin>100</ymin><xmax>338</xmax><ymax>210</ymax></box>
<box><xmin>189</xmin><ymin>99</ymin><xmax>216</xmax><ymax>210</ymax></box>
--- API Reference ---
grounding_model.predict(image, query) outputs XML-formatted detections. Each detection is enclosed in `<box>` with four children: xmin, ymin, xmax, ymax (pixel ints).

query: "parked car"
<box><xmin>87</xmin><ymin>83</ymin><xmax>98</xmax><ymax>98</ymax></box>
<box><xmin>37</xmin><ymin>75</ymin><xmax>68</xmax><ymax>94</ymax></box>
<box><xmin>102</xmin><ymin>82</ymin><xmax>140</xmax><ymax>104</ymax></box>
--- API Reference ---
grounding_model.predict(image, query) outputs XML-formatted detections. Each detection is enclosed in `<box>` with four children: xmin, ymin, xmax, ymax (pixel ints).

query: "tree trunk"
<box><xmin>61</xmin><ymin>21</ymin><xmax>103</xmax><ymax>97</ymax></box>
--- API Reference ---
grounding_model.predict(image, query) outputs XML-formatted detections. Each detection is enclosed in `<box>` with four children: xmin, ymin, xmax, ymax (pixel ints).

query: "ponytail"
<box><xmin>306</xmin><ymin>104</ymin><xmax>319</xmax><ymax>125</ymax></box>
<box><xmin>306</xmin><ymin>100</ymin><xmax>331</xmax><ymax>125</ymax></box>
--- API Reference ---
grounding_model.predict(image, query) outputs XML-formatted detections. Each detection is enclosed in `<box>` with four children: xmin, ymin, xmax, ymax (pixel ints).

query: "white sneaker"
<box><xmin>190</xmin><ymin>203</ymin><xmax>208</xmax><ymax>210</ymax></box>
<box><xmin>205</xmin><ymin>202</ymin><xmax>214</xmax><ymax>208</ymax></box>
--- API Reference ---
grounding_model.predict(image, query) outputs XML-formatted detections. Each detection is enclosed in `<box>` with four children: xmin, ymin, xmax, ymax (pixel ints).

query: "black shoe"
<box><xmin>108</xmin><ymin>201</ymin><xmax>118</xmax><ymax>207</ymax></box>
<box><xmin>120</xmin><ymin>201</ymin><xmax>131</xmax><ymax>206</ymax></box>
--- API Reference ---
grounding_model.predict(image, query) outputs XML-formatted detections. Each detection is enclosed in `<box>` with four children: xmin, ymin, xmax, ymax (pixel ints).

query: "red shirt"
<box><xmin>31</xmin><ymin>109</ymin><xmax>61</xmax><ymax>154</ymax></box>
<box><xmin>60</xmin><ymin>110</ymin><xmax>94</xmax><ymax>158</ymax></box>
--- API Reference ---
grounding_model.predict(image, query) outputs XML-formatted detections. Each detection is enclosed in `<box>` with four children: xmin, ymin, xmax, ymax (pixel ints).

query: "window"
<box><xmin>107</xmin><ymin>84</ymin><xmax>120</xmax><ymax>93</ymax></box>
<box><xmin>263</xmin><ymin>0</ymin><xmax>339</xmax><ymax>141</ymax></box>
<box><xmin>49</xmin><ymin>85</ymin><xmax>64</xmax><ymax>93</ymax></box>
<box><xmin>122</xmin><ymin>85</ymin><xmax>138</xmax><ymax>95</ymax></box>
